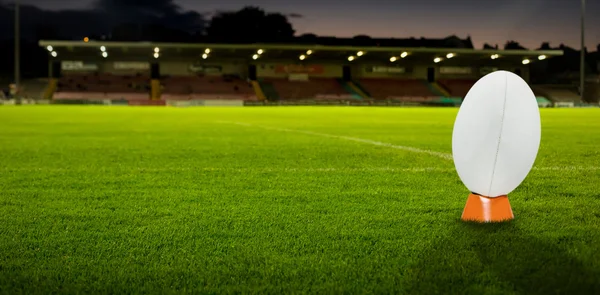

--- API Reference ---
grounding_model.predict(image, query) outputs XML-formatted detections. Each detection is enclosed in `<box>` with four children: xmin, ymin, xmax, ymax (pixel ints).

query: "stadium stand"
<box><xmin>531</xmin><ymin>85</ymin><xmax>581</xmax><ymax>103</ymax></box>
<box><xmin>161</xmin><ymin>75</ymin><xmax>257</xmax><ymax>100</ymax></box>
<box><xmin>358</xmin><ymin>78</ymin><xmax>435</xmax><ymax>99</ymax></box>
<box><xmin>54</xmin><ymin>73</ymin><xmax>150</xmax><ymax>100</ymax></box>
<box><xmin>265</xmin><ymin>78</ymin><xmax>352</xmax><ymax>100</ymax></box>
<box><xmin>20</xmin><ymin>78</ymin><xmax>49</xmax><ymax>99</ymax></box>
<box><xmin>437</xmin><ymin>79</ymin><xmax>477</xmax><ymax>97</ymax></box>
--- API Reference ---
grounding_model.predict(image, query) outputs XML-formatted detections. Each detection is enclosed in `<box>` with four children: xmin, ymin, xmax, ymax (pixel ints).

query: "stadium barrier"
<box><xmin>128</xmin><ymin>100</ymin><xmax>166</xmax><ymax>106</ymax></box>
<box><xmin>554</xmin><ymin>102</ymin><xmax>575</xmax><ymax>108</ymax></box>
<box><xmin>52</xmin><ymin>99</ymin><xmax>107</xmax><ymax>105</ymax></box>
<box><xmin>2</xmin><ymin>98</ymin><xmax>598</xmax><ymax>108</ymax></box>
<box><xmin>166</xmin><ymin>100</ymin><xmax>245</xmax><ymax>107</ymax></box>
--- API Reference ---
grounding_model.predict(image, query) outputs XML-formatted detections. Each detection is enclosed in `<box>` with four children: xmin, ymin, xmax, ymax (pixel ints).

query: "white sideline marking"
<box><xmin>217</xmin><ymin>120</ymin><xmax>454</xmax><ymax>160</ymax></box>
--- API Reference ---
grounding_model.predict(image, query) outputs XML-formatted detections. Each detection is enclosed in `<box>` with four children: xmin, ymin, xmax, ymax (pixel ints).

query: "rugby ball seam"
<box><xmin>486</xmin><ymin>72</ymin><xmax>508</xmax><ymax>196</ymax></box>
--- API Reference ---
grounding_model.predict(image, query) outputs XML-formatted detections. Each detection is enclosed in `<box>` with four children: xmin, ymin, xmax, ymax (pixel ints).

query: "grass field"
<box><xmin>1</xmin><ymin>106</ymin><xmax>599</xmax><ymax>294</ymax></box>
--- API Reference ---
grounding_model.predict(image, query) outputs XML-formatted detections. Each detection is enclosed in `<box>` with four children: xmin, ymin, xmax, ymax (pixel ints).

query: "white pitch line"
<box><xmin>217</xmin><ymin>120</ymin><xmax>454</xmax><ymax>160</ymax></box>
<box><xmin>215</xmin><ymin>121</ymin><xmax>600</xmax><ymax>172</ymax></box>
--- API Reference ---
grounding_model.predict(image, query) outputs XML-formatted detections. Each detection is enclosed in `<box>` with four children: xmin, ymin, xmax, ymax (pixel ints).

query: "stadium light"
<box><xmin>357</xmin><ymin>51</ymin><xmax>364</xmax><ymax>56</ymax></box>
<box><xmin>390</xmin><ymin>56</ymin><xmax>397</xmax><ymax>62</ymax></box>
<box><xmin>348</xmin><ymin>56</ymin><xmax>355</xmax><ymax>61</ymax></box>
<box><xmin>491</xmin><ymin>54</ymin><xmax>499</xmax><ymax>59</ymax></box>
<box><xmin>46</xmin><ymin>45</ymin><xmax>53</xmax><ymax>52</ymax></box>
<box><xmin>257</xmin><ymin>49</ymin><xmax>264</xmax><ymax>55</ymax></box>
<box><xmin>100</xmin><ymin>46</ymin><xmax>106</xmax><ymax>52</ymax></box>
<box><xmin>202</xmin><ymin>53</ymin><xmax>208</xmax><ymax>59</ymax></box>
<box><xmin>299</xmin><ymin>54</ymin><xmax>306</xmax><ymax>60</ymax></box>
<box><xmin>306</xmin><ymin>50</ymin><xmax>312</xmax><ymax>55</ymax></box>
<box><xmin>538</xmin><ymin>55</ymin><xmax>546</xmax><ymax>60</ymax></box>
<box><xmin>153</xmin><ymin>52</ymin><xmax>159</xmax><ymax>59</ymax></box>
<box><xmin>83</xmin><ymin>37</ymin><xmax>89</xmax><ymax>42</ymax></box>
<box><xmin>522</xmin><ymin>59</ymin><xmax>530</xmax><ymax>64</ymax></box>
<box><xmin>400</xmin><ymin>52</ymin><xmax>408</xmax><ymax>58</ymax></box>
<box><xmin>434</xmin><ymin>57</ymin><xmax>443</xmax><ymax>63</ymax></box>
<box><xmin>252</xmin><ymin>54</ymin><xmax>259</xmax><ymax>60</ymax></box>
<box><xmin>51</xmin><ymin>51</ymin><xmax>57</xmax><ymax>57</ymax></box>
<box><xmin>102</xmin><ymin>51</ymin><xmax>108</xmax><ymax>58</ymax></box>
<box><xmin>205</xmin><ymin>48</ymin><xmax>210</xmax><ymax>54</ymax></box>
<box><xmin>154</xmin><ymin>47</ymin><xmax>160</xmax><ymax>53</ymax></box>
<box><xmin>446</xmin><ymin>53</ymin><xmax>455</xmax><ymax>58</ymax></box>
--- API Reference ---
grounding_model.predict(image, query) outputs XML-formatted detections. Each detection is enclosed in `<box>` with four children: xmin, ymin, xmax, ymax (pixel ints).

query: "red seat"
<box><xmin>267</xmin><ymin>78</ymin><xmax>350</xmax><ymax>100</ymax></box>
<box><xmin>359</xmin><ymin>79</ymin><xmax>434</xmax><ymax>99</ymax></box>
<box><xmin>437</xmin><ymin>79</ymin><xmax>477</xmax><ymax>97</ymax></box>
<box><xmin>161</xmin><ymin>76</ymin><xmax>255</xmax><ymax>100</ymax></box>
<box><xmin>57</xmin><ymin>73</ymin><xmax>150</xmax><ymax>95</ymax></box>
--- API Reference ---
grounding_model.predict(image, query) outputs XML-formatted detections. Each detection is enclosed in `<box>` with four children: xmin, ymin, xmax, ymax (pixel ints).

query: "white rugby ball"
<box><xmin>452</xmin><ymin>70</ymin><xmax>541</xmax><ymax>197</ymax></box>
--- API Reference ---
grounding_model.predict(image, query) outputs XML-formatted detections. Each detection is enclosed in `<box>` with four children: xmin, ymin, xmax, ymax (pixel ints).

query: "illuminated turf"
<box><xmin>1</xmin><ymin>106</ymin><xmax>599</xmax><ymax>293</ymax></box>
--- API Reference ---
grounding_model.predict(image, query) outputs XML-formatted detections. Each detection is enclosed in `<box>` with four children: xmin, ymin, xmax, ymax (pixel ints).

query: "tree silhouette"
<box><xmin>538</xmin><ymin>42</ymin><xmax>551</xmax><ymax>50</ymax></box>
<box><xmin>483</xmin><ymin>43</ymin><xmax>495</xmax><ymax>49</ymax></box>
<box><xmin>206</xmin><ymin>6</ymin><xmax>295</xmax><ymax>43</ymax></box>
<box><xmin>504</xmin><ymin>40</ymin><xmax>527</xmax><ymax>50</ymax></box>
<box><xmin>352</xmin><ymin>35</ymin><xmax>372</xmax><ymax>46</ymax></box>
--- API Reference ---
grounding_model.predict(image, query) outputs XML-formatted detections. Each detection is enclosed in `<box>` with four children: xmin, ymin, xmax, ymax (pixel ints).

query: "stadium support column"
<box><xmin>150</xmin><ymin>63</ymin><xmax>160</xmax><ymax>100</ymax></box>
<box><xmin>580</xmin><ymin>0</ymin><xmax>585</xmax><ymax>100</ymax></box>
<box><xmin>44</xmin><ymin>61</ymin><xmax>60</xmax><ymax>100</ymax></box>
<box><xmin>14</xmin><ymin>0</ymin><xmax>20</xmax><ymax>97</ymax></box>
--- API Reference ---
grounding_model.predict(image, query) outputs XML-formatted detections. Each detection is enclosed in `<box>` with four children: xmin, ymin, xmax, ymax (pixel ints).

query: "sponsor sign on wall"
<box><xmin>274</xmin><ymin>64</ymin><xmax>324</xmax><ymax>74</ymax></box>
<box><xmin>366</xmin><ymin>66</ymin><xmax>406</xmax><ymax>74</ymax></box>
<box><xmin>61</xmin><ymin>61</ymin><xmax>98</xmax><ymax>71</ymax></box>
<box><xmin>440</xmin><ymin>67</ymin><xmax>472</xmax><ymax>74</ymax></box>
<box><xmin>479</xmin><ymin>67</ymin><xmax>499</xmax><ymax>76</ymax></box>
<box><xmin>189</xmin><ymin>64</ymin><xmax>222</xmax><ymax>73</ymax></box>
<box><xmin>114</xmin><ymin>62</ymin><xmax>150</xmax><ymax>70</ymax></box>
<box><xmin>288</xmin><ymin>73</ymin><xmax>309</xmax><ymax>81</ymax></box>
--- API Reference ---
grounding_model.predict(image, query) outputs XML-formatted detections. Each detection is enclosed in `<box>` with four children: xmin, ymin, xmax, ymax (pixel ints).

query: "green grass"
<box><xmin>1</xmin><ymin>106</ymin><xmax>599</xmax><ymax>294</ymax></box>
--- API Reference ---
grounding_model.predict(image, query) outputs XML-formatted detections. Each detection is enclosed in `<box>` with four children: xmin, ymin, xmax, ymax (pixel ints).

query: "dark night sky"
<box><xmin>19</xmin><ymin>0</ymin><xmax>600</xmax><ymax>49</ymax></box>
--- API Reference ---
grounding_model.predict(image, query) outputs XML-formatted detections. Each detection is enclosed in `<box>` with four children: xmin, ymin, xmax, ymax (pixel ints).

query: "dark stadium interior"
<box><xmin>0</xmin><ymin>1</ymin><xmax>598</xmax><ymax>104</ymax></box>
